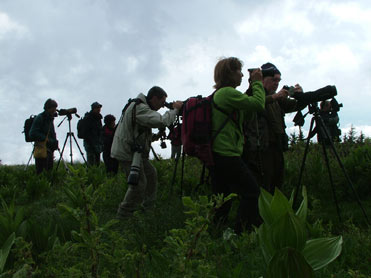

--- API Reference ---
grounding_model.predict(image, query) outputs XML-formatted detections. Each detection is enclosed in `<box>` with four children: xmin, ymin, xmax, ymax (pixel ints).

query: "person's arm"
<box><xmin>221</xmin><ymin>81</ymin><xmax>265</xmax><ymax>112</ymax></box>
<box><xmin>136</xmin><ymin>104</ymin><xmax>179</xmax><ymax>129</ymax></box>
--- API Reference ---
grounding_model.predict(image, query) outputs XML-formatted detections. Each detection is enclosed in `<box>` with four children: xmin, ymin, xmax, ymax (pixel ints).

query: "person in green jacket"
<box><xmin>211</xmin><ymin>57</ymin><xmax>265</xmax><ymax>234</ymax></box>
<box><xmin>29</xmin><ymin>98</ymin><xmax>59</xmax><ymax>174</ymax></box>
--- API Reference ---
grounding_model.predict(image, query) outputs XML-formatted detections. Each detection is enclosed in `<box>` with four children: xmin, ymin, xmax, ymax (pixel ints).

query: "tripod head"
<box><xmin>57</xmin><ymin>108</ymin><xmax>80</xmax><ymax>128</ymax></box>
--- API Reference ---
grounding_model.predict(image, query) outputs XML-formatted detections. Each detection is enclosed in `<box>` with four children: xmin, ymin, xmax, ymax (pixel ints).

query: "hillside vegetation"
<box><xmin>0</xmin><ymin>137</ymin><xmax>370</xmax><ymax>277</ymax></box>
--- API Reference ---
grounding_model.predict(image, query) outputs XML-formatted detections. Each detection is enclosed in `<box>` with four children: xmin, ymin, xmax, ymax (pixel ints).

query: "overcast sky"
<box><xmin>0</xmin><ymin>0</ymin><xmax>370</xmax><ymax>165</ymax></box>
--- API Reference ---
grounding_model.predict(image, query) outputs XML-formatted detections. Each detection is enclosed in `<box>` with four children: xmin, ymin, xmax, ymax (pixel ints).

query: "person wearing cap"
<box><xmin>83</xmin><ymin>101</ymin><xmax>104</xmax><ymax>166</ymax></box>
<box><xmin>29</xmin><ymin>98</ymin><xmax>59</xmax><ymax>174</ymax></box>
<box><xmin>243</xmin><ymin>62</ymin><xmax>305</xmax><ymax>194</ymax></box>
<box><xmin>111</xmin><ymin>86</ymin><xmax>183</xmax><ymax>218</ymax></box>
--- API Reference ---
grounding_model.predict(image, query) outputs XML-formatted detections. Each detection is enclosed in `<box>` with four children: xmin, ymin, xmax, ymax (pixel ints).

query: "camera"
<box><xmin>58</xmin><ymin>108</ymin><xmax>78</xmax><ymax>116</ymax></box>
<box><xmin>127</xmin><ymin>145</ymin><xmax>143</xmax><ymax>186</ymax></box>
<box><xmin>248</xmin><ymin>68</ymin><xmax>260</xmax><ymax>73</ymax></box>
<box><xmin>164</xmin><ymin>102</ymin><xmax>174</xmax><ymax>109</ymax></box>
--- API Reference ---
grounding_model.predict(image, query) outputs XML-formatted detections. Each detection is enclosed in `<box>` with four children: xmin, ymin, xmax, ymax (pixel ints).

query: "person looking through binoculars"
<box><xmin>111</xmin><ymin>86</ymin><xmax>183</xmax><ymax>218</ymax></box>
<box><xmin>29</xmin><ymin>98</ymin><xmax>59</xmax><ymax>174</ymax></box>
<box><xmin>242</xmin><ymin>62</ymin><xmax>306</xmax><ymax>194</ymax></box>
<box><xmin>210</xmin><ymin>57</ymin><xmax>265</xmax><ymax>234</ymax></box>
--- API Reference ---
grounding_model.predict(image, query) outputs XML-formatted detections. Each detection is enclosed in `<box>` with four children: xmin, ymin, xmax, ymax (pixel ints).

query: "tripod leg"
<box><xmin>180</xmin><ymin>151</ymin><xmax>186</xmax><ymax>196</ymax></box>
<box><xmin>71</xmin><ymin>133</ymin><xmax>87</xmax><ymax>164</ymax></box>
<box><xmin>57</xmin><ymin>133</ymin><xmax>69</xmax><ymax>171</ymax></box>
<box><xmin>170</xmin><ymin>156</ymin><xmax>180</xmax><ymax>195</ymax></box>
<box><xmin>320</xmin><ymin>142</ymin><xmax>342</xmax><ymax>222</ymax></box>
<box><xmin>326</xmin><ymin>136</ymin><xmax>369</xmax><ymax>224</ymax></box>
<box><xmin>25</xmin><ymin>147</ymin><xmax>34</xmax><ymax>171</ymax></box>
<box><xmin>294</xmin><ymin>117</ymin><xmax>315</xmax><ymax>206</ymax></box>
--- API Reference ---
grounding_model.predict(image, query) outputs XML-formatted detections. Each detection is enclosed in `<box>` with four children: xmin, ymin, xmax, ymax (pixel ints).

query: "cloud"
<box><xmin>0</xmin><ymin>11</ymin><xmax>28</xmax><ymax>39</ymax></box>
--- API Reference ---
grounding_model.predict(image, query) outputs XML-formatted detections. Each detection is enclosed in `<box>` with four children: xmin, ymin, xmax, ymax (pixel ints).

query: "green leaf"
<box><xmin>270</xmin><ymin>212</ymin><xmax>307</xmax><ymax>252</ymax></box>
<box><xmin>302</xmin><ymin>236</ymin><xmax>343</xmax><ymax>271</ymax></box>
<box><xmin>0</xmin><ymin>232</ymin><xmax>15</xmax><ymax>273</ymax></box>
<box><xmin>270</xmin><ymin>188</ymin><xmax>293</xmax><ymax>221</ymax></box>
<box><xmin>257</xmin><ymin>223</ymin><xmax>275</xmax><ymax>264</ymax></box>
<box><xmin>266</xmin><ymin>247</ymin><xmax>314</xmax><ymax>278</ymax></box>
<box><xmin>258</xmin><ymin>188</ymin><xmax>274</xmax><ymax>225</ymax></box>
<box><xmin>296</xmin><ymin>186</ymin><xmax>308</xmax><ymax>223</ymax></box>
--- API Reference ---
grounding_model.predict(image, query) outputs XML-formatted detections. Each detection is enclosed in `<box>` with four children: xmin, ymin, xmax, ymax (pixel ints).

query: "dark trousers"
<box><xmin>243</xmin><ymin>143</ymin><xmax>284</xmax><ymax>194</ymax></box>
<box><xmin>103</xmin><ymin>151</ymin><xmax>118</xmax><ymax>174</ymax></box>
<box><xmin>35</xmin><ymin>151</ymin><xmax>54</xmax><ymax>175</ymax></box>
<box><xmin>87</xmin><ymin>152</ymin><xmax>100</xmax><ymax>166</ymax></box>
<box><xmin>211</xmin><ymin>153</ymin><xmax>261</xmax><ymax>233</ymax></box>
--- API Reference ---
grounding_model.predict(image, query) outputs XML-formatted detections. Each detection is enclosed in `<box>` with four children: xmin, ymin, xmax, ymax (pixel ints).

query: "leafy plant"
<box><xmin>0</xmin><ymin>232</ymin><xmax>15</xmax><ymax>275</ymax></box>
<box><xmin>257</xmin><ymin>187</ymin><xmax>343</xmax><ymax>277</ymax></box>
<box><xmin>0</xmin><ymin>198</ymin><xmax>27</xmax><ymax>246</ymax></box>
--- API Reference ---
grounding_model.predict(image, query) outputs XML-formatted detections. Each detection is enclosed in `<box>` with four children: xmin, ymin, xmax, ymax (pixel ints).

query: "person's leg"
<box><xmin>212</xmin><ymin>154</ymin><xmax>261</xmax><ymax>233</ymax></box>
<box><xmin>94</xmin><ymin>152</ymin><xmax>100</xmax><ymax>166</ymax></box>
<box><xmin>35</xmin><ymin>158</ymin><xmax>47</xmax><ymax>175</ymax></box>
<box><xmin>46</xmin><ymin>151</ymin><xmax>54</xmax><ymax>171</ymax></box>
<box><xmin>142</xmin><ymin>160</ymin><xmax>158</xmax><ymax>210</ymax></box>
<box><xmin>211</xmin><ymin>154</ymin><xmax>234</xmax><ymax>227</ymax></box>
<box><xmin>231</xmin><ymin>159</ymin><xmax>261</xmax><ymax>233</ymax></box>
<box><xmin>117</xmin><ymin>160</ymin><xmax>146</xmax><ymax>217</ymax></box>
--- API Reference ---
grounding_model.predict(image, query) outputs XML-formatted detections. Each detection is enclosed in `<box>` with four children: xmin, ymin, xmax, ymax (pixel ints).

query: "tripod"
<box><xmin>56</xmin><ymin>113</ymin><xmax>87</xmax><ymax>170</ymax></box>
<box><xmin>293</xmin><ymin>103</ymin><xmax>369</xmax><ymax>224</ymax></box>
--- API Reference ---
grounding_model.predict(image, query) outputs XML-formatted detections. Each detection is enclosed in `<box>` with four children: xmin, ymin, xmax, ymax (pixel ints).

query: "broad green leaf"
<box><xmin>257</xmin><ymin>223</ymin><xmax>275</xmax><ymax>264</ymax></box>
<box><xmin>270</xmin><ymin>212</ymin><xmax>307</xmax><ymax>252</ymax></box>
<box><xmin>266</xmin><ymin>247</ymin><xmax>314</xmax><ymax>278</ymax></box>
<box><xmin>258</xmin><ymin>188</ymin><xmax>274</xmax><ymax>225</ymax></box>
<box><xmin>303</xmin><ymin>236</ymin><xmax>343</xmax><ymax>271</ymax></box>
<box><xmin>296</xmin><ymin>186</ymin><xmax>308</xmax><ymax>223</ymax></box>
<box><xmin>0</xmin><ymin>232</ymin><xmax>15</xmax><ymax>273</ymax></box>
<box><xmin>270</xmin><ymin>188</ymin><xmax>293</xmax><ymax>221</ymax></box>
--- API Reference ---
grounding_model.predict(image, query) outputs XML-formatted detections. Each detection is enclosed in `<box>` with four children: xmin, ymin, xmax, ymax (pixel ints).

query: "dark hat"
<box><xmin>261</xmin><ymin>62</ymin><xmax>281</xmax><ymax>77</ymax></box>
<box><xmin>91</xmin><ymin>101</ymin><xmax>102</xmax><ymax>109</ymax></box>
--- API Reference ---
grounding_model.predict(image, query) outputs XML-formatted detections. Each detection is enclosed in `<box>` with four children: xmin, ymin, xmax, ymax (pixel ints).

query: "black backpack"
<box><xmin>77</xmin><ymin>117</ymin><xmax>87</xmax><ymax>139</ymax></box>
<box><xmin>23</xmin><ymin>115</ymin><xmax>36</xmax><ymax>142</ymax></box>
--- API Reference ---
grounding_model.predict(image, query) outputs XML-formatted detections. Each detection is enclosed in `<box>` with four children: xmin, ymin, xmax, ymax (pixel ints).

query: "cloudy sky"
<box><xmin>0</xmin><ymin>0</ymin><xmax>370</xmax><ymax>165</ymax></box>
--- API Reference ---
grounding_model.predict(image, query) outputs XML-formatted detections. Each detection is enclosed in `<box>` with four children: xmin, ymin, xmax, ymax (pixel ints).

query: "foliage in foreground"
<box><xmin>0</xmin><ymin>141</ymin><xmax>370</xmax><ymax>277</ymax></box>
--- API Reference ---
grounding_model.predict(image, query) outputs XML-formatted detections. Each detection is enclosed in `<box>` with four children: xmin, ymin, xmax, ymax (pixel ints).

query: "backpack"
<box><xmin>23</xmin><ymin>115</ymin><xmax>36</xmax><ymax>142</ymax></box>
<box><xmin>181</xmin><ymin>94</ymin><xmax>234</xmax><ymax>166</ymax></box>
<box><xmin>77</xmin><ymin>117</ymin><xmax>87</xmax><ymax>139</ymax></box>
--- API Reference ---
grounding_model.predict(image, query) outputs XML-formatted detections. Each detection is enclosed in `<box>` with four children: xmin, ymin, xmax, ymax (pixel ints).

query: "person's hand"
<box><xmin>272</xmin><ymin>88</ymin><xmax>289</xmax><ymax>101</ymax></box>
<box><xmin>172</xmin><ymin>101</ymin><xmax>183</xmax><ymax>110</ymax></box>
<box><xmin>249</xmin><ymin>68</ymin><xmax>263</xmax><ymax>83</ymax></box>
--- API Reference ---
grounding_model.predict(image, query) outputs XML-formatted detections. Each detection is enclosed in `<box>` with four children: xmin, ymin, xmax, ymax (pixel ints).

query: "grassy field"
<box><xmin>0</xmin><ymin>140</ymin><xmax>370</xmax><ymax>277</ymax></box>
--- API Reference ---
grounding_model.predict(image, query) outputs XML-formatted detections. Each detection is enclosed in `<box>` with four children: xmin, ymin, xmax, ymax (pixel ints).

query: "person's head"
<box><xmin>320</xmin><ymin>100</ymin><xmax>331</xmax><ymax>112</ymax></box>
<box><xmin>147</xmin><ymin>86</ymin><xmax>168</xmax><ymax>111</ymax></box>
<box><xmin>91</xmin><ymin>101</ymin><xmax>102</xmax><ymax>114</ymax></box>
<box><xmin>104</xmin><ymin>114</ymin><xmax>116</xmax><ymax>128</ymax></box>
<box><xmin>214</xmin><ymin>57</ymin><xmax>244</xmax><ymax>90</ymax></box>
<box><xmin>43</xmin><ymin>98</ymin><xmax>58</xmax><ymax>116</ymax></box>
<box><xmin>261</xmin><ymin>62</ymin><xmax>281</xmax><ymax>94</ymax></box>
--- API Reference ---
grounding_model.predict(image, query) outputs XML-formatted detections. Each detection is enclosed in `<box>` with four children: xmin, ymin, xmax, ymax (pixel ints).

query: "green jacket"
<box><xmin>211</xmin><ymin>81</ymin><xmax>265</xmax><ymax>156</ymax></box>
<box><xmin>29</xmin><ymin>111</ymin><xmax>58</xmax><ymax>151</ymax></box>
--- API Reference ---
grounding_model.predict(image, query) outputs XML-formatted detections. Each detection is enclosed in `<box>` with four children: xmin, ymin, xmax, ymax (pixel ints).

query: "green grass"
<box><xmin>0</xmin><ymin>141</ymin><xmax>370</xmax><ymax>277</ymax></box>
